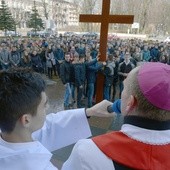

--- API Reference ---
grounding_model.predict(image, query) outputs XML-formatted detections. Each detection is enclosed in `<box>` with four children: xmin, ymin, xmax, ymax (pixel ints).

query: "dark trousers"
<box><xmin>47</xmin><ymin>67</ymin><xmax>52</xmax><ymax>79</ymax></box>
<box><xmin>56</xmin><ymin>63</ymin><xmax>60</xmax><ymax>77</ymax></box>
<box><xmin>112</xmin><ymin>82</ymin><xmax>117</xmax><ymax>102</ymax></box>
<box><xmin>77</xmin><ymin>86</ymin><xmax>83</xmax><ymax>108</ymax></box>
<box><xmin>52</xmin><ymin>64</ymin><xmax>57</xmax><ymax>76</ymax></box>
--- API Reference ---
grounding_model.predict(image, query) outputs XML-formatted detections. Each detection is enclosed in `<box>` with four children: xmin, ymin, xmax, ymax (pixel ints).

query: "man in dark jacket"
<box><xmin>54</xmin><ymin>44</ymin><xmax>64</xmax><ymax>77</ymax></box>
<box><xmin>74</xmin><ymin>54</ymin><xmax>86</xmax><ymax>108</ymax></box>
<box><xmin>0</xmin><ymin>43</ymin><xmax>11</xmax><ymax>70</ymax></box>
<box><xmin>69</xmin><ymin>52</ymin><xmax>79</xmax><ymax>106</ymax></box>
<box><xmin>39</xmin><ymin>47</ymin><xmax>47</xmax><ymax>74</ymax></box>
<box><xmin>112</xmin><ymin>54</ymin><xmax>119</xmax><ymax>102</ymax></box>
<box><xmin>150</xmin><ymin>44</ymin><xmax>160</xmax><ymax>62</ymax></box>
<box><xmin>9</xmin><ymin>46</ymin><xmax>21</xmax><ymax>68</ymax></box>
<box><xmin>30</xmin><ymin>50</ymin><xmax>42</xmax><ymax>73</ymax></box>
<box><xmin>60</xmin><ymin>53</ymin><xmax>71</xmax><ymax>109</ymax></box>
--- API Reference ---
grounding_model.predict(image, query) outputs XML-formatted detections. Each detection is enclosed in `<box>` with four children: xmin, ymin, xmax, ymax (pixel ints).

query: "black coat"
<box><xmin>60</xmin><ymin>60</ymin><xmax>71</xmax><ymax>84</ymax></box>
<box><xmin>74</xmin><ymin>63</ymin><xmax>86</xmax><ymax>87</ymax></box>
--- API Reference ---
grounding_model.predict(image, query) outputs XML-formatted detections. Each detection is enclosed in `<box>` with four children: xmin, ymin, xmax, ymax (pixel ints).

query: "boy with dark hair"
<box><xmin>0</xmin><ymin>68</ymin><xmax>114</xmax><ymax>170</ymax></box>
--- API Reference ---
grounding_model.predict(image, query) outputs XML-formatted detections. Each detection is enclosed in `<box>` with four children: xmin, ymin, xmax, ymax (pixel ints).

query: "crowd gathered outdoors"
<box><xmin>0</xmin><ymin>34</ymin><xmax>170</xmax><ymax>109</ymax></box>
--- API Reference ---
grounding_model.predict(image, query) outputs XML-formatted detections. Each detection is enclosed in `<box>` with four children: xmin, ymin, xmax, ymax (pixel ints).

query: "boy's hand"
<box><xmin>86</xmin><ymin>100</ymin><xmax>116</xmax><ymax>117</ymax></box>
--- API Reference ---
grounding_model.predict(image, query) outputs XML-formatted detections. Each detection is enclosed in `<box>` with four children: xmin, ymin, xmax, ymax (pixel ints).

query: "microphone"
<box><xmin>107</xmin><ymin>99</ymin><xmax>121</xmax><ymax>114</ymax></box>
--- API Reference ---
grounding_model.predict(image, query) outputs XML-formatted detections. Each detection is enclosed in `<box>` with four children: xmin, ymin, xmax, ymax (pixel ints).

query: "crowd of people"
<box><xmin>0</xmin><ymin>34</ymin><xmax>170</xmax><ymax>109</ymax></box>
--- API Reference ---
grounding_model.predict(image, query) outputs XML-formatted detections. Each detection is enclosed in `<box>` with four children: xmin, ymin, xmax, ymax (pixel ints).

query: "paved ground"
<box><xmin>44</xmin><ymin>75</ymin><xmax>123</xmax><ymax>169</ymax></box>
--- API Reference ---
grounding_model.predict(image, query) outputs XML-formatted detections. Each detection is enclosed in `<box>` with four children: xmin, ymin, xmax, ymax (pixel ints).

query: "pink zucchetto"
<box><xmin>137</xmin><ymin>62</ymin><xmax>170</xmax><ymax>111</ymax></box>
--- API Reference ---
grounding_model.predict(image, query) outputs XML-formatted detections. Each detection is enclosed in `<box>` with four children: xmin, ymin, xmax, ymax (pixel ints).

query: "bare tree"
<box><xmin>72</xmin><ymin>0</ymin><xmax>81</xmax><ymax>7</ymax></box>
<box><xmin>153</xmin><ymin>0</ymin><xmax>170</xmax><ymax>35</ymax></box>
<box><xmin>41</xmin><ymin>0</ymin><xmax>49</xmax><ymax>20</ymax></box>
<box><xmin>80</xmin><ymin>0</ymin><xmax>98</xmax><ymax>32</ymax></box>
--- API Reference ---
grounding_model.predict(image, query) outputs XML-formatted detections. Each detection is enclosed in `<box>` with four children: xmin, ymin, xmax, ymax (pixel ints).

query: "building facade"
<box><xmin>3</xmin><ymin>0</ymin><xmax>79</xmax><ymax>30</ymax></box>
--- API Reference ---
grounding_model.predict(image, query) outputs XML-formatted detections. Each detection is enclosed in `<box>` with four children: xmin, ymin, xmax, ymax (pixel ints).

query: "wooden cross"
<box><xmin>79</xmin><ymin>0</ymin><xmax>134</xmax><ymax>102</ymax></box>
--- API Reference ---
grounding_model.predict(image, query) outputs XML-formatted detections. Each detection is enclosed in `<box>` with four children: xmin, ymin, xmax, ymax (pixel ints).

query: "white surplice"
<box><xmin>0</xmin><ymin>108</ymin><xmax>91</xmax><ymax>170</ymax></box>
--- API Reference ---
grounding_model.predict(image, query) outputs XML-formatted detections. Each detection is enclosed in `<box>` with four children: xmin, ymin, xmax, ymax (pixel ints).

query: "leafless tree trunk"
<box><xmin>41</xmin><ymin>0</ymin><xmax>49</xmax><ymax>20</ymax></box>
<box><xmin>80</xmin><ymin>0</ymin><xmax>98</xmax><ymax>32</ymax></box>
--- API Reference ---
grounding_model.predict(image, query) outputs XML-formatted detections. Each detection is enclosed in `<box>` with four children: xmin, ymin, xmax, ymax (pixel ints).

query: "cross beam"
<box><xmin>79</xmin><ymin>0</ymin><xmax>134</xmax><ymax>102</ymax></box>
<box><xmin>80</xmin><ymin>15</ymin><xmax>134</xmax><ymax>24</ymax></box>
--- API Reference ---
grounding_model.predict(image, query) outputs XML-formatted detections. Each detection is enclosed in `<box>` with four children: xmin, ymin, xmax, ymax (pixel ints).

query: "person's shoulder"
<box><xmin>68</xmin><ymin>139</ymin><xmax>114</xmax><ymax>169</ymax></box>
<box><xmin>75</xmin><ymin>138</ymin><xmax>94</xmax><ymax>147</ymax></box>
<box><xmin>73</xmin><ymin>138</ymin><xmax>107</xmax><ymax>158</ymax></box>
<box><xmin>72</xmin><ymin>139</ymin><xmax>98</xmax><ymax>158</ymax></box>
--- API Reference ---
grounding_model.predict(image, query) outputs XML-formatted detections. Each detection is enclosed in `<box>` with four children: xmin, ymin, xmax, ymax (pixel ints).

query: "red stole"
<box><xmin>92</xmin><ymin>131</ymin><xmax>170</xmax><ymax>170</ymax></box>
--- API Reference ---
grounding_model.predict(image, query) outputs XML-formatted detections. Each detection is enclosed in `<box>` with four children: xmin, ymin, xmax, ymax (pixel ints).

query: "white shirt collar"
<box><xmin>121</xmin><ymin>124</ymin><xmax>170</xmax><ymax>145</ymax></box>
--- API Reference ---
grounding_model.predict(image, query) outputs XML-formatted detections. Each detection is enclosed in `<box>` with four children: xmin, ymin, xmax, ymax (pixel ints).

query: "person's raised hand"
<box><xmin>86</xmin><ymin>100</ymin><xmax>116</xmax><ymax>117</ymax></box>
<box><xmin>102</xmin><ymin>61</ymin><xmax>107</xmax><ymax>66</ymax></box>
<box><xmin>97</xmin><ymin>52</ymin><xmax>101</xmax><ymax>61</ymax></box>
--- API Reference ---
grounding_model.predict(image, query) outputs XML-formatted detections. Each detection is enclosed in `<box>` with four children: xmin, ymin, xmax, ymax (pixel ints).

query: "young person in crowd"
<box><xmin>0</xmin><ymin>68</ymin><xmax>114</xmax><ymax>170</ymax></box>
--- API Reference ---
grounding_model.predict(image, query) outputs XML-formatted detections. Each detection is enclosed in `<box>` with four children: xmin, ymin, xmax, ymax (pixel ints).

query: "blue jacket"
<box><xmin>10</xmin><ymin>51</ymin><xmax>21</xmax><ymax>66</ymax></box>
<box><xmin>54</xmin><ymin>48</ymin><xmax>64</xmax><ymax>62</ymax></box>
<box><xmin>74</xmin><ymin>63</ymin><xmax>86</xmax><ymax>87</ymax></box>
<box><xmin>60</xmin><ymin>60</ymin><xmax>71</xmax><ymax>84</ymax></box>
<box><xmin>103</xmin><ymin>61</ymin><xmax>115</xmax><ymax>86</ymax></box>
<box><xmin>76</xmin><ymin>47</ymin><xmax>86</xmax><ymax>56</ymax></box>
<box><xmin>150</xmin><ymin>48</ymin><xmax>160</xmax><ymax>61</ymax></box>
<box><xmin>75</xmin><ymin>58</ymin><xmax>98</xmax><ymax>86</ymax></box>
<box><xmin>142</xmin><ymin>50</ymin><xmax>150</xmax><ymax>61</ymax></box>
<box><xmin>90</xmin><ymin>49</ymin><xmax>98</xmax><ymax>59</ymax></box>
<box><xmin>86</xmin><ymin>62</ymin><xmax>103</xmax><ymax>84</ymax></box>
<box><xmin>31</xmin><ymin>54</ymin><xmax>42</xmax><ymax>68</ymax></box>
